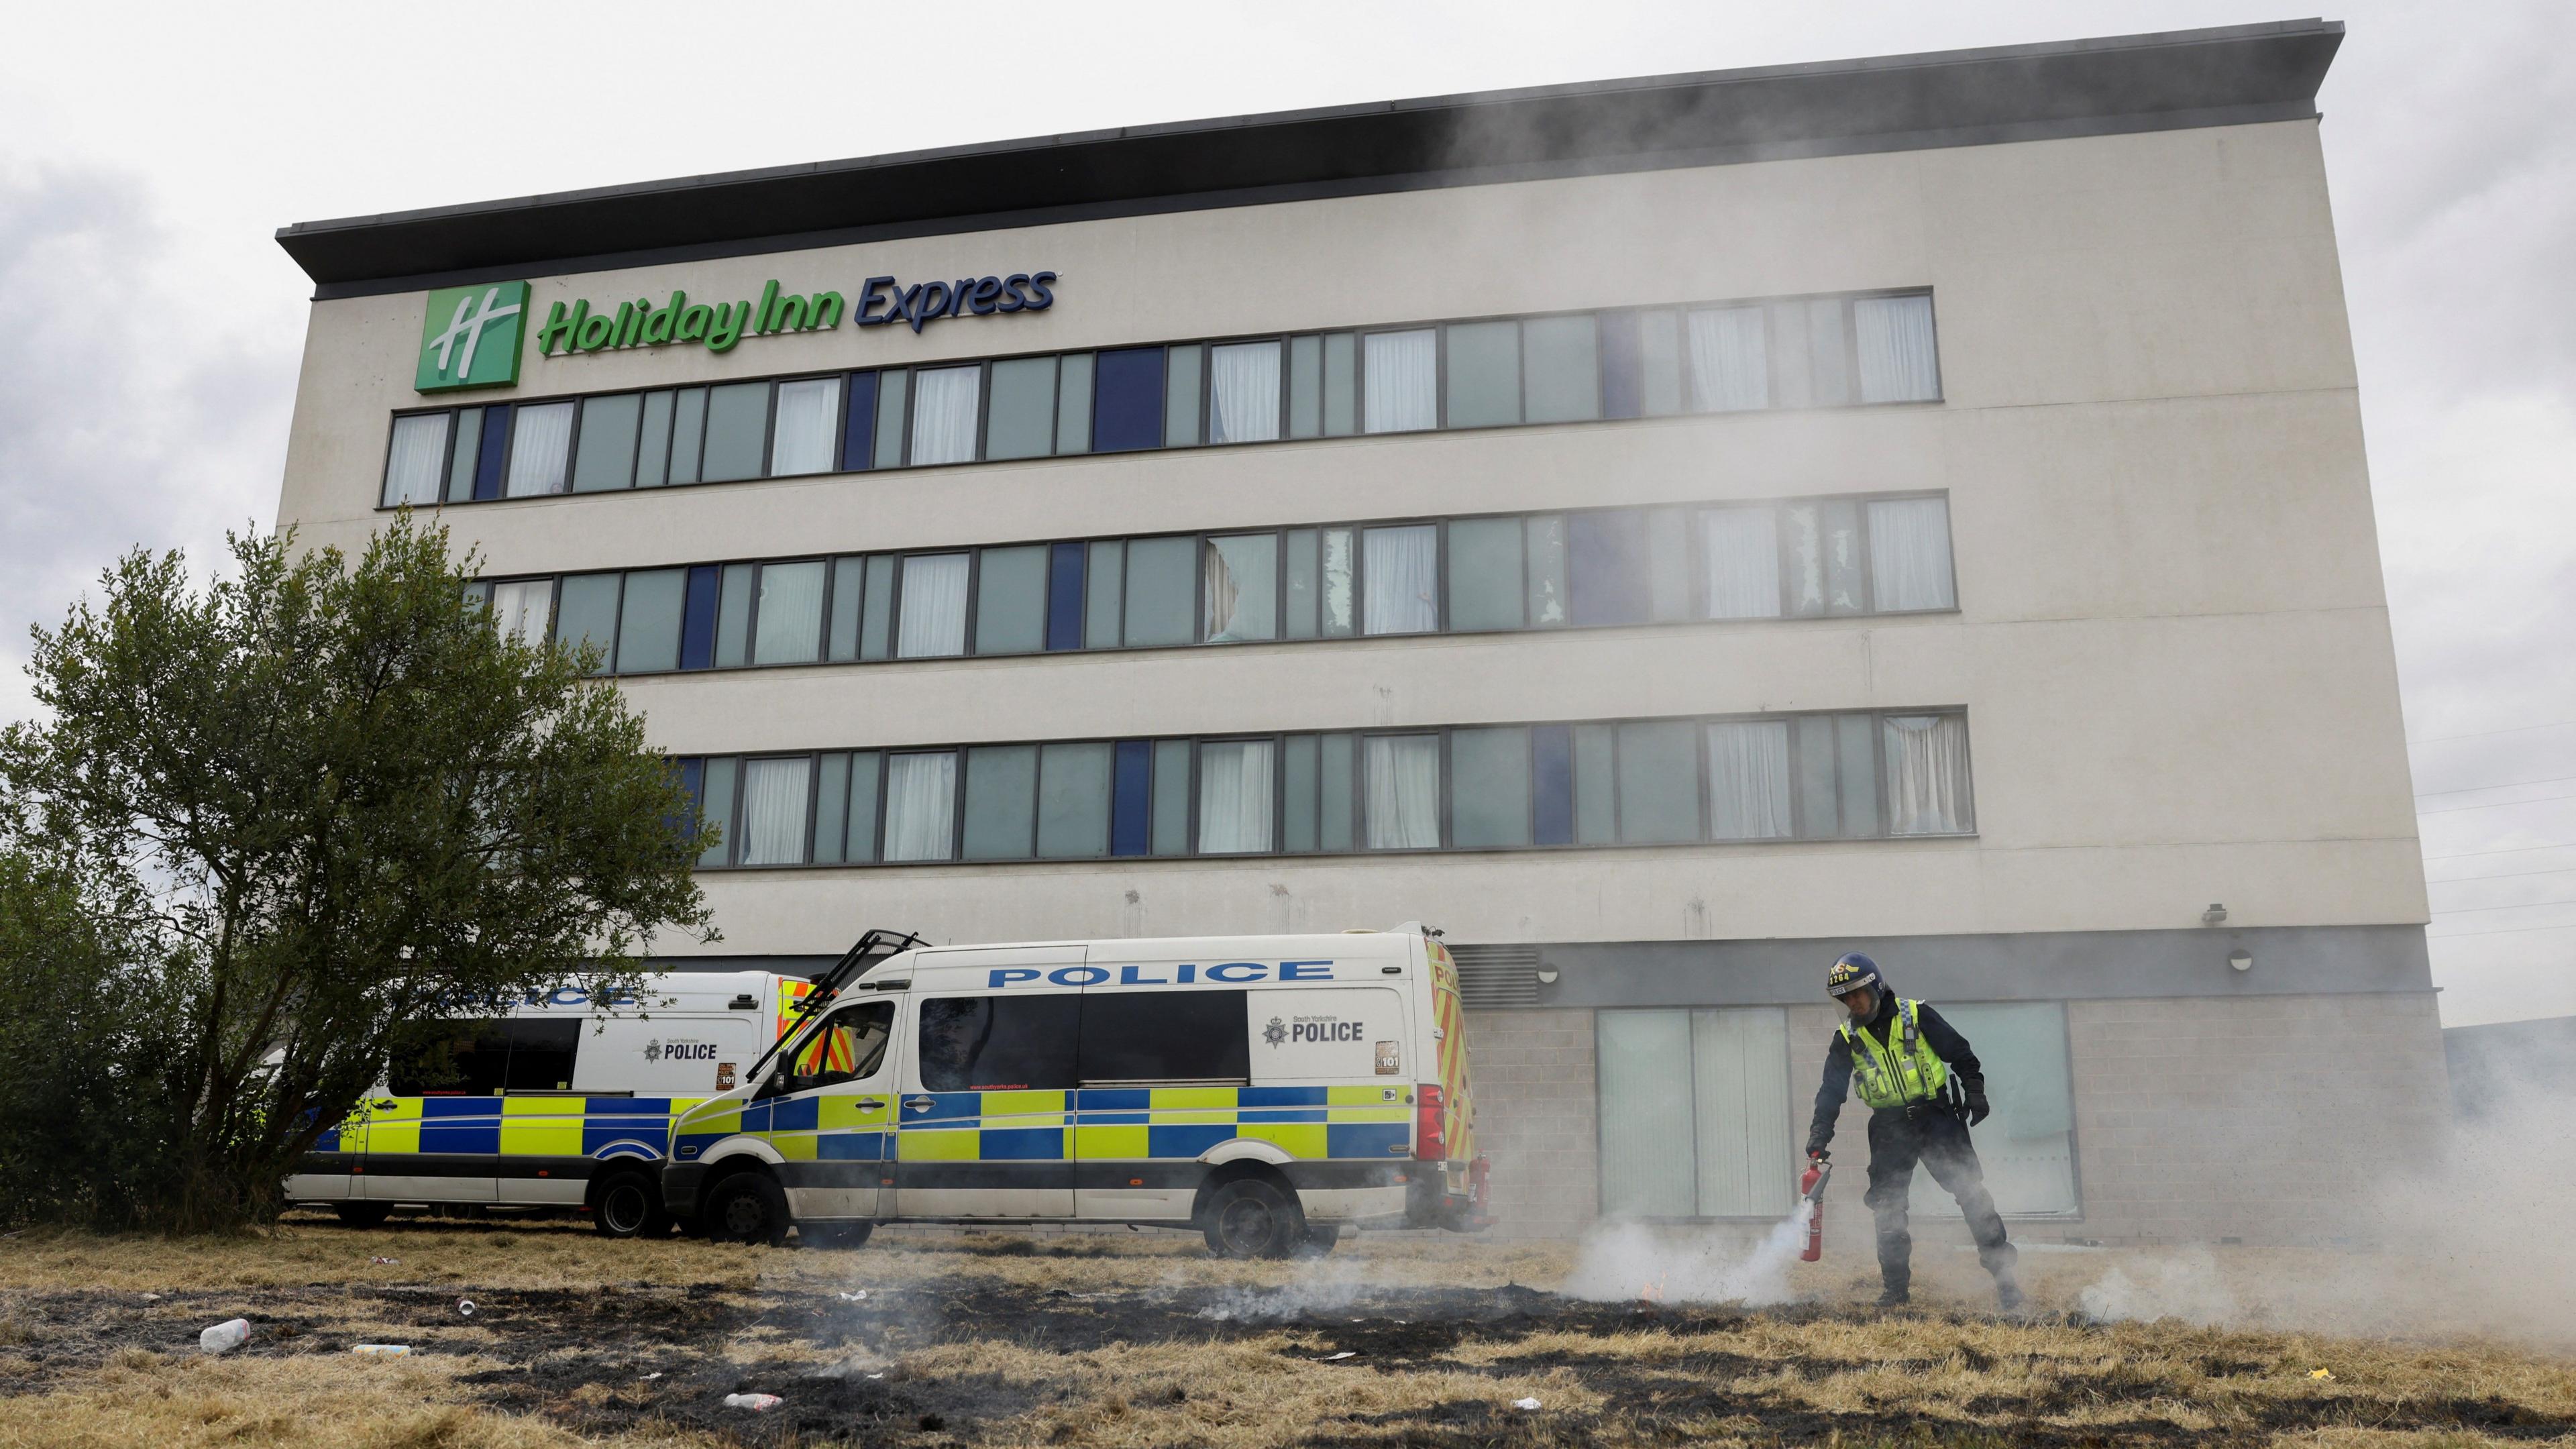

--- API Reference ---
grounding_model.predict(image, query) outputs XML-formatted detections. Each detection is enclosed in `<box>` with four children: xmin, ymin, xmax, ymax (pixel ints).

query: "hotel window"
<box><xmin>486</xmin><ymin>579</ymin><xmax>552</xmax><ymax>646</ymax></box>
<box><xmin>1202</xmin><ymin>534</ymin><xmax>1279</xmax><ymax>643</ymax></box>
<box><xmin>1209</xmin><ymin>341</ymin><xmax>1281</xmax><ymax>444</ymax></box>
<box><xmin>1091</xmin><ymin>347</ymin><xmax>1165</xmax><ymax>453</ymax></box>
<box><xmin>896</xmin><ymin>554</ymin><xmax>970</xmax><ymax>659</ymax></box>
<box><xmin>615</xmin><ymin>568</ymin><xmax>686</xmax><ymax>674</ymax></box>
<box><xmin>751</xmin><ymin>560</ymin><xmax>827</xmax><ymax>665</ymax></box>
<box><xmin>1361</xmin><ymin>525</ymin><xmax>1438</xmax><ymax>635</ymax></box>
<box><xmin>1686</xmin><ymin>307</ymin><xmax>1769</xmax><ymax>412</ymax></box>
<box><xmin>882</xmin><ymin>751</ymin><xmax>957</xmax><ymax>862</ymax></box>
<box><xmin>1909</xmin><ymin>1004</ymin><xmax>2077</xmax><ymax>1217</ymax></box>
<box><xmin>504</xmin><ymin>401</ymin><xmax>574</xmax><ymax>496</ymax></box>
<box><xmin>674</xmin><ymin>707</ymin><xmax>1966</xmax><ymax>868</ymax></box>
<box><xmin>908</xmin><ymin>366</ymin><xmax>981</xmax><ymax>466</ymax></box>
<box><xmin>983</xmin><ymin>356</ymin><xmax>1057</xmax><ymax>461</ymax></box>
<box><xmin>736</xmin><ymin>756</ymin><xmax>814</xmax><ymax>867</ymax></box>
<box><xmin>695</xmin><ymin>757</ymin><xmax>738</xmax><ymax>867</ymax></box>
<box><xmin>381</xmin><ymin>413</ymin><xmax>450</xmax><ymax>506</ymax></box>
<box><xmin>973</xmin><ymin>545</ymin><xmax>1049</xmax><ymax>656</ymax></box>
<box><xmin>570</xmin><ymin>394</ymin><xmax>641</xmax><ymax>492</ymax></box>
<box><xmin>1120</xmin><ymin>537</ymin><xmax>1196</xmax><ymax>649</ymax></box>
<box><xmin>551</xmin><ymin>574</ymin><xmax>620</xmax><ymax>675</ymax></box>
<box><xmin>1362</xmin><ymin>329</ymin><xmax>1437</xmax><ymax>433</ymax></box>
<box><xmin>769</xmin><ymin>378</ymin><xmax>841</xmax><ymax>476</ymax></box>
<box><xmin>700</xmin><ymin>383</ymin><xmax>770</xmax><ymax>482</ymax></box>
<box><xmin>1598</xmin><ymin>1008</ymin><xmax>1793</xmax><ymax>1218</ymax></box>
<box><xmin>1195</xmin><ymin>739</ymin><xmax>1275</xmax><ymax>854</ymax></box>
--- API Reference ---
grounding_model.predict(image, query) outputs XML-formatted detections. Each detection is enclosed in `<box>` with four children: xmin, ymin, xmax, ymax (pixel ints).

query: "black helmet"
<box><xmin>1826</xmin><ymin>952</ymin><xmax>1882</xmax><ymax>1000</ymax></box>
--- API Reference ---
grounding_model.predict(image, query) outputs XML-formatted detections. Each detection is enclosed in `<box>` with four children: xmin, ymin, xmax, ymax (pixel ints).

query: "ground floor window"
<box><xmin>1596</xmin><ymin>1008</ymin><xmax>1793</xmax><ymax>1218</ymax></box>
<box><xmin>1910</xmin><ymin>1002</ymin><xmax>2080</xmax><ymax>1218</ymax></box>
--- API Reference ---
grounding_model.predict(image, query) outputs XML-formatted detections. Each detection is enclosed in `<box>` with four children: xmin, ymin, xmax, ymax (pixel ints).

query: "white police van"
<box><xmin>286</xmin><ymin>971</ymin><xmax>820</xmax><ymax>1236</ymax></box>
<box><xmin>660</xmin><ymin>925</ymin><xmax>1491</xmax><ymax>1256</ymax></box>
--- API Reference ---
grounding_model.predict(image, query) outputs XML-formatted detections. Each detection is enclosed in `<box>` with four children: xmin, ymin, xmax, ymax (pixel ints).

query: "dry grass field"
<box><xmin>0</xmin><ymin>1214</ymin><xmax>2568</xmax><ymax>1448</ymax></box>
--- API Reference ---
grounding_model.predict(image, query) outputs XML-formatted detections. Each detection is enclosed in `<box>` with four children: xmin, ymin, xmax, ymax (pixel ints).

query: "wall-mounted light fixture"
<box><xmin>2201</xmin><ymin>903</ymin><xmax>2229</xmax><ymax>926</ymax></box>
<box><xmin>1536</xmin><ymin>965</ymin><xmax>1560</xmax><ymax>985</ymax></box>
<box><xmin>2228</xmin><ymin>949</ymin><xmax>2253</xmax><ymax>973</ymax></box>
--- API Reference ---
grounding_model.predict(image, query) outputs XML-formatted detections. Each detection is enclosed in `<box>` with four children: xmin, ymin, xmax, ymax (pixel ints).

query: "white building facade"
<box><xmin>274</xmin><ymin>21</ymin><xmax>2444</xmax><ymax>1242</ymax></box>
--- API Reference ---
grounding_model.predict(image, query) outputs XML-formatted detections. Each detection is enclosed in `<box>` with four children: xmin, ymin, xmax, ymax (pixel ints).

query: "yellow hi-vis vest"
<box><xmin>1839</xmin><ymin>998</ymin><xmax>1950</xmax><ymax>1109</ymax></box>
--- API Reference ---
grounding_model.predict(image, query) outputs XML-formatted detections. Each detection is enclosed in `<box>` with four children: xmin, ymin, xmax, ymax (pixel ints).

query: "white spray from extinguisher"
<box><xmin>1565</xmin><ymin>1165</ymin><xmax>1828</xmax><ymax>1305</ymax></box>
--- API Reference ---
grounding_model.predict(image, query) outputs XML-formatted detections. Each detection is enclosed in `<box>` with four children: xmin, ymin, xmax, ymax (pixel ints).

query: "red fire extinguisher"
<box><xmin>1799</xmin><ymin>1155</ymin><xmax>1834</xmax><ymax>1263</ymax></box>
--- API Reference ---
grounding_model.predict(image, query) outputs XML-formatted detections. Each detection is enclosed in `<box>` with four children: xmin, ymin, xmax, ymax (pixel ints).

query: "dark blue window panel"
<box><xmin>472</xmin><ymin>403</ymin><xmax>510</xmax><ymax>500</ymax></box>
<box><xmin>1532</xmin><ymin>724</ymin><xmax>1574</xmax><ymax>845</ymax></box>
<box><xmin>1567</xmin><ymin>511</ymin><xmax>1650</xmax><ymax>626</ymax></box>
<box><xmin>1110</xmin><ymin>740</ymin><xmax>1152</xmax><ymax>857</ymax></box>
<box><xmin>1599</xmin><ymin>312</ymin><xmax>1643</xmax><ymax>420</ymax></box>
<box><xmin>1046</xmin><ymin>542</ymin><xmax>1085</xmax><ymax>651</ymax></box>
<box><xmin>680</xmin><ymin>565</ymin><xmax>719</xmax><ymax>669</ymax></box>
<box><xmin>674</xmin><ymin>756</ymin><xmax>706</xmax><ymax>843</ymax></box>
<box><xmin>1092</xmin><ymin>347</ymin><xmax>1165</xmax><ymax>453</ymax></box>
<box><xmin>841</xmin><ymin>372</ymin><xmax>877</xmax><ymax>472</ymax></box>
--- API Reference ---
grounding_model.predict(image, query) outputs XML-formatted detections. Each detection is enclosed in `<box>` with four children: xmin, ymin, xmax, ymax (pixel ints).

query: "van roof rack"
<box><xmin>744</xmin><ymin>926</ymin><xmax>929</xmax><ymax>1083</ymax></box>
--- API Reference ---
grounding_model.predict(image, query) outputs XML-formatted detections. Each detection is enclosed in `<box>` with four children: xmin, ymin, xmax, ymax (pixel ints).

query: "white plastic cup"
<box><xmin>199</xmin><ymin>1319</ymin><xmax>251</xmax><ymax>1354</ymax></box>
<box><xmin>723</xmin><ymin>1393</ymin><xmax>782</xmax><ymax>1411</ymax></box>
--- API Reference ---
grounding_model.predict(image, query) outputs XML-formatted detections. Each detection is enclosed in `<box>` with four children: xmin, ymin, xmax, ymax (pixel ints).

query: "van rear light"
<box><xmin>1414</xmin><ymin>1083</ymin><xmax>1447</xmax><ymax>1162</ymax></box>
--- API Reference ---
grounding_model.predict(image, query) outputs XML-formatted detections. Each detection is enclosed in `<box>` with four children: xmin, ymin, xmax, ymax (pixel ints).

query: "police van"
<box><xmin>660</xmin><ymin>924</ymin><xmax>1491</xmax><ymax>1256</ymax></box>
<box><xmin>285</xmin><ymin>971</ymin><xmax>826</xmax><ymax>1236</ymax></box>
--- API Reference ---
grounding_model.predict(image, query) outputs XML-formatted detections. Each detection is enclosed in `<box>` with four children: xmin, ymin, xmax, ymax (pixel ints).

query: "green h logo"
<box><xmin>416</xmin><ymin>281</ymin><xmax>529</xmax><ymax>392</ymax></box>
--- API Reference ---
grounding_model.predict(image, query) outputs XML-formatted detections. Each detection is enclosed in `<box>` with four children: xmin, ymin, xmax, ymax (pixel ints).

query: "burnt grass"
<box><xmin>4</xmin><ymin>1272</ymin><xmax>2571</xmax><ymax>1447</ymax></box>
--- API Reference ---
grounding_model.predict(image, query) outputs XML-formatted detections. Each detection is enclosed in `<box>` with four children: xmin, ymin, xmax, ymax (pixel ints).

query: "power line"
<box><xmin>2410</xmin><ymin>719</ymin><xmax>2576</xmax><ymax>747</ymax></box>
<box><xmin>2430</xmin><ymin>896</ymin><xmax>2576</xmax><ymax>916</ymax></box>
<box><xmin>2417</xmin><ymin>773</ymin><xmax>2576</xmax><ymax>800</ymax></box>
<box><xmin>2421</xmin><ymin>841</ymin><xmax>2576</xmax><ymax>861</ymax></box>
<box><xmin>2426</xmin><ymin>865</ymin><xmax>2576</xmax><ymax>886</ymax></box>
<box><xmin>2418</xmin><ymin>790</ymin><xmax>2576</xmax><ymax>816</ymax></box>
<box><xmin>2426</xmin><ymin>922</ymin><xmax>2576</xmax><ymax>941</ymax></box>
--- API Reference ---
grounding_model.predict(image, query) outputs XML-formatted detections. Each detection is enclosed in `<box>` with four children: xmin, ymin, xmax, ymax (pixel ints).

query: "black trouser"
<box><xmin>1864</xmin><ymin>1105</ymin><xmax>2017</xmax><ymax>1295</ymax></box>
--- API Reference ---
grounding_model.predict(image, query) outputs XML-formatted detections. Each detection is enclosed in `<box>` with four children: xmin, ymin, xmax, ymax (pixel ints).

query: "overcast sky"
<box><xmin>1</xmin><ymin>3</ymin><xmax>2568</xmax><ymax>1024</ymax></box>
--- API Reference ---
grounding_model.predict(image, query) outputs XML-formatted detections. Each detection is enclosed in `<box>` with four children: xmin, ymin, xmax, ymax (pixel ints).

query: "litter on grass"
<box><xmin>370</xmin><ymin>1256</ymin><xmax>399</xmax><ymax>1265</ymax></box>
<box><xmin>455</xmin><ymin>1299</ymin><xmax>476</xmax><ymax>1318</ymax></box>
<box><xmin>1320</xmin><ymin>1351</ymin><xmax>1358</xmax><ymax>1361</ymax></box>
<box><xmin>199</xmin><ymin>1319</ymin><xmax>251</xmax><ymax>1354</ymax></box>
<box><xmin>837</xmin><ymin>1290</ymin><xmax>868</xmax><ymax>1301</ymax></box>
<box><xmin>2311</xmin><ymin>1368</ymin><xmax>2335</xmax><ymax>1381</ymax></box>
<box><xmin>639</xmin><ymin>1373</ymin><xmax>662</xmax><ymax>1381</ymax></box>
<box><xmin>723</xmin><ymin>1393</ymin><xmax>783</xmax><ymax>1411</ymax></box>
<box><xmin>352</xmin><ymin>1344</ymin><xmax>411</xmax><ymax>1357</ymax></box>
<box><xmin>1512</xmin><ymin>1397</ymin><xmax>1543</xmax><ymax>1411</ymax></box>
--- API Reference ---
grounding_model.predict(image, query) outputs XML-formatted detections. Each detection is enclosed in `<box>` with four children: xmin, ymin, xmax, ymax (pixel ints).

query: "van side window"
<box><xmin>918</xmin><ymin>996</ymin><xmax>1079</xmax><ymax>1091</ymax></box>
<box><xmin>387</xmin><ymin>1019</ymin><xmax>583</xmax><ymax>1095</ymax></box>
<box><xmin>1079</xmin><ymin>991</ymin><xmax>1250</xmax><ymax>1083</ymax></box>
<box><xmin>790</xmin><ymin>1001</ymin><xmax>895</xmax><ymax>1091</ymax></box>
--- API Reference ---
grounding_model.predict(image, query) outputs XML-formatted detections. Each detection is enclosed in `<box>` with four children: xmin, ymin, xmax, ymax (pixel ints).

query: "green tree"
<box><xmin>0</xmin><ymin>514</ymin><xmax>714</xmax><ymax>1231</ymax></box>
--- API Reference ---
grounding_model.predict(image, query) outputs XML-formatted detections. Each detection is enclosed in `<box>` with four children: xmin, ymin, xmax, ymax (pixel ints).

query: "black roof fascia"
<box><xmin>279</xmin><ymin>19</ymin><xmax>2341</xmax><ymax>301</ymax></box>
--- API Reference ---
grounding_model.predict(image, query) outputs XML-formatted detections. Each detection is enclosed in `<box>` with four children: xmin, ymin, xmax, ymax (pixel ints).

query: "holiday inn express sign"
<box><xmin>413</xmin><ymin>268</ymin><xmax>1059</xmax><ymax>394</ymax></box>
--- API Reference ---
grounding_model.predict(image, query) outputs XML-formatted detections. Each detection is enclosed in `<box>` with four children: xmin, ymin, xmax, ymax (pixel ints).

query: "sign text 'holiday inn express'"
<box><xmin>413</xmin><ymin>269</ymin><xmax>1059</xmax><ymax>394</ymax></box>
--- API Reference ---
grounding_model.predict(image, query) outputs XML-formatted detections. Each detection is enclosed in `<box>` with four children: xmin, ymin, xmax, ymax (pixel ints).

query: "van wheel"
<box><xmin>703</xmin><ymin>1172</ymin><xmax>792</xmax><ymax>1246</ymax></box>
<box><xmin>333</xmin><ymin>1202</ymin><xmax>392</xmax><ymax>1229</ymax></box>
<box><xmin>592</xmin><ymin>1171</ymin><xmax>672</xmax><ymax>1238</ymax></box>
<box><xmin>1294</xmin><ymin>1224</ymin><xmax>1340</xmax><ymax>1258</ymax></box>
<box><xmin>1201</xmin><ymin>1178</ymin><xmax>1303</xmax><ymax>1259</ymax></box>
<box><xmin>801</xmin><ymin>1222</ymin><xmax>874</xmax><ymax>1250</ymax></box>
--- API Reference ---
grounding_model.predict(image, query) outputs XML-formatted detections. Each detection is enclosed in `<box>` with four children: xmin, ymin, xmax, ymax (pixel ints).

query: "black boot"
<box><xmin>1874</xmin><ymin>1284</ymin><xmax>1910</xmax><ymax>1307</ymax></box>
<box><xmin>1996</xmin><ymin>1277</ymin><xmax>2025</xmax><ymax>1313</ymax></box>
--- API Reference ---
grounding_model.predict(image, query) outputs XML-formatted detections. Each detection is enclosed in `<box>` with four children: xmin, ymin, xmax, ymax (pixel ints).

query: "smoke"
<box><xmin>1562</xmin><ymin>1203</ymin><xmax>1815</xmax><ymax>1306</ymax></box>
<box><xmin>2075</xmin><ymin>1248</ymin><xmax>2237</xmax><ymax>1328</ymax></box>
<box><xmin>1193</xmin><ymin>1252</ymin><xmax>1372</xmax><ymax>1322</ymax></box>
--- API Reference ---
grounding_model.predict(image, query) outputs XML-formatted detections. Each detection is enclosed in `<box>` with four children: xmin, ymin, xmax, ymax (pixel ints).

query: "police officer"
<box><xmin>1805</xmin><ymin>952</ymin><xmax>2023</xmax><ymax>1310</ymax></box>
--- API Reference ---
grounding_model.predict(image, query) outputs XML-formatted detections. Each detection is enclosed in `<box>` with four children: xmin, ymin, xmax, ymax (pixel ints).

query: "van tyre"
<box><xmin>800</xmin><ymin>1222</ymin><xmax>874</xmax><ymax>1250</ymax></box>
<box><xmin>1201</xmin><ymin>1177</ymin><xmax>1304</xmax><ymax>1259</ymax></box>
<box><xmin>1295</xmin><ymin>1224</ymin><xmax>1341</xmax><ymax>1258</ymax></box>
<box><xmin>332</xmin><ymin>1202</ymin><xmax>392</xmax><ymax>1229</ymax></box>
<box><xmin>703</xmin><ymin>1171</ymin><xmax>792</xmax><ymax>1246</ymax></box>
<box><xmin>592</xmin><ymin>1170</ymin><xmax>673</xmax><ymax>1239</ymax></box>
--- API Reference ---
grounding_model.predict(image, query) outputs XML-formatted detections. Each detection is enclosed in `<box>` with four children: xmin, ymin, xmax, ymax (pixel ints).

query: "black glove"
<box><xmin>1805</xmin><ymin>1142</ymin><xmax>1829</xmax><ymax>1161</ymax></box>
<box><xmin>1964</xmin><ymin>1087</ymin><xmax>1991</xmax><ymax>1127</ymax></box>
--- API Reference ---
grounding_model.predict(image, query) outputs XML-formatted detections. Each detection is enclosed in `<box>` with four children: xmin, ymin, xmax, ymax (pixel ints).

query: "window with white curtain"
<box><xmin>1884</xmin><ymin>714</ymin><xmax>1974</xmax><ymax>834</ymax></box>
<box><xmin>1686</xmin><ymin>307</ymin><xmax>1769</xmax><ymax>412</ymax></box>
<box><xmin>1202</xmin><ymin>534</ymin><xmax>1279</xmax><ymax>643</ymax></box>
<box><xmin>1208</xmin><ymin>341</ymin><xmax>1281</xmax><ymax>444</ymax></box>
<box><xmin>752</xmin><ymin>561</ymin><xmax>826</xmax><ymax>664</ymax></box>
<box><xmin>736</xmin><ymin>757</ymin><xmax>813</xmax><ymax>866</ymax></box>
<box><xmin>1909</xmin><ymin>1003</ymin><xmax>2077</xmax><ymax>1217</ymax></box>
<box><xmin>504</xmin><ymin>401</ymin><xmax>575</xmax><ymax>496</ymax></box>
<box><xmin>882</xmin><ymin>751</ymin><xmax>957</xmax><ymax>861</ymax></box>
<box><xmin>1361</xmin><ymin>329</ymin><xmax>1436</xmax><ymax>433</ymax></box>
<box><xmin>1195</xmin><ymin>739</ymin><xmax>1275</xmax><ymax>853</ymax></box>
<box><xmin>769</xmin><ymin>378</ymin><xmax>840</xmax><ymax>476</ymax></box>
<box><xmin>1855</xmin><ymin>294</ymin><xmax>1940</xmax><ymax>402</ymax></box>
<box><xmin>1701</xmin><ymin>508</ymin><xmax>1782</xmax><ymax>619</ymax></box>
<box><xmin>382</xmin><ymin>413</ymin><xmax>450</xmax><ymax>506</ymax></box>
<box><xmin>488</xmin><ymin>580</ymin><xmax>552</xmax><ymax>645</ymax></box>
<box><xmin>1362</xmin><ymin>525</ymin><xmax>1437</xmax><ymax>635</ymax></box>
<box><xmin>1705</xmin><ymin>720</ymin><xmax>1793</xmax><ymax>841</ymax></box>
<box><xmin>896</xmin><ymin>554</ymin><xmax>969</xmax><ymax>658</ymax></box>
<box><xmin>1364</xmin><ymin>734</ymin><xmax>1440</xmax><ymax>849</ymax></box>
<box><xmin>1866</xmin><ymin>497</ymin><xmax>1955</xmax><ymax>610</ymax></box>
<box><xmin>908</xmin><ymin>365</ymin><xmax>982</xmax><ymax>465</ymax></box>
<box><xmin>1597</xmin><ymin>1008</ymin><xmax>1791</xmax><ymax>1218</ymax></box>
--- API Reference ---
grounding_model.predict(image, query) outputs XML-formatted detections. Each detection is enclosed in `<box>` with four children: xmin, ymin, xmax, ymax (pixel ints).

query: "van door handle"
<box><xmin>855</xmin><ymin>1097</ymin><xmax>886</xmax><ymax>1111</ymax></box>
<box><xmin>903</xmin><ymin>1097</ymin><xmax>934</xmax><ymax>1114</ymax></box>
<box><xmin>374</xmin><ymin>1100</ymin><xmax>398</xmax><ymax>1110</ymax></box>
